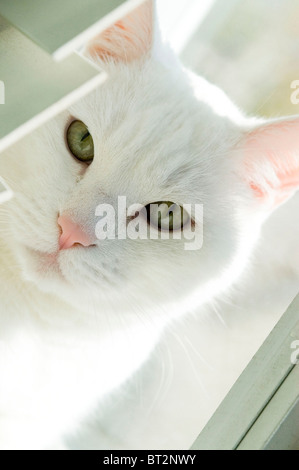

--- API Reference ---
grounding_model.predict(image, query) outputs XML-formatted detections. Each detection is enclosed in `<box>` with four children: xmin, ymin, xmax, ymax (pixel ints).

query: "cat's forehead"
<box><xmin>61</xmin><ymin>63</ymin><xmax>240</xmax><ymax>203</ymax></box>
<box><xmin>68</xmin><ymin>62</ymin><xmax>240</xmax><ymax>151</ymax></box>
<box><xmin>71</xmin><ymin>63</ymin><xmax>195</xmax><ymax>130</ymax></box>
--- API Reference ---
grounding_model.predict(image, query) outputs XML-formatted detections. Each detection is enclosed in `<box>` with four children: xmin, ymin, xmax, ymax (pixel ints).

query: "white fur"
<box><xmin>0</xmin><ymin>1</ymin><xmax>298</xmax><ymax>449</ymax></box>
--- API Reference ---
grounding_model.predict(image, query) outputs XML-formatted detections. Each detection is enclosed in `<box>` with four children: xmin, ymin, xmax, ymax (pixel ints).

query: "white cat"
<box><xmin>0</xmin><ymin>0</ymin><xmax>298</xmax><ymax>450</ymax></box>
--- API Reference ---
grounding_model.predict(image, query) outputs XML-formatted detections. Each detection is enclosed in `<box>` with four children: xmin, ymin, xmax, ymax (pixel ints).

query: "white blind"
<box><xmin>0</xmin><ymin>15</ymin><xmax>106</xmax><ymax>154</ymax></box>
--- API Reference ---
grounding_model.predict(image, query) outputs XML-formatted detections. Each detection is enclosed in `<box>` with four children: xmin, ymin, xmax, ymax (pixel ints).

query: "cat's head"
<box><xmin>2</xmin><ymin>0</ymin><xmax>299</xmax><ymax>316</ymax></box>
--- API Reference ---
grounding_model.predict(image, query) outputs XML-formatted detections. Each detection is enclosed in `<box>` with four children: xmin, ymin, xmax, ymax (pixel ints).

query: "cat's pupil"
<box><xmin>81</xmin><ymin>132</ymin><xmax>90</xmax><ymax>142</ymax></box>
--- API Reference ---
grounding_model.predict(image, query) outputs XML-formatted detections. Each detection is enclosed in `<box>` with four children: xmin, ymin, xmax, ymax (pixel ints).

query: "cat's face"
<box><xmin>2</xmin><ymin>63</ymin><xmax>245</xmax><ymax>311</ymax></box>
<box><xmin>1</xmin><ymin>0</ymin><xmax>299</xmax><ymax>315</ymax></box>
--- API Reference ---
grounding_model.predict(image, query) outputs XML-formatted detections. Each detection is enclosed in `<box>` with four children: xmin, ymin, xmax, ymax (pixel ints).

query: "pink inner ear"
<box><xmin>244</xmin><ymin>120</ymin><xmax>299</xmax><ymax>207</ymax></box>
<box><xmin>87</xmin><ymin>0</ymin><xmax>153</xmax><ymax>63</ymax></box>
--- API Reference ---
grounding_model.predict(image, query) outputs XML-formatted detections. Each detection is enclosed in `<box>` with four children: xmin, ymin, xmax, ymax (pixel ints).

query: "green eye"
<box><xmin>67</xmin><ymin>120</ymin><xmax>94</xmax><ymax>163</ymax></box>
<box><xmin>146</xmin><ymin>201</ymin><xmax>189</xmax><ymax>232</ymax></box>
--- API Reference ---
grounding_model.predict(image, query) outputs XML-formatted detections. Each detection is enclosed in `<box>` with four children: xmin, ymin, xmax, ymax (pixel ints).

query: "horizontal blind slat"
<box><xmin>0</xmin><ymin>16</ymin><xmax>106</xmax><ymax>153</ymax></box>
<box><xmin>0</xmin><ymin>0</ymin><xmax>146</xmax><ymax>60</ymax></box>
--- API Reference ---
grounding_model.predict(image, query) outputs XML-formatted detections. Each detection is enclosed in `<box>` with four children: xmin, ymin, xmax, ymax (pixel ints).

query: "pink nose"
<box><xmin>58</xmin><ymin>215</ymin><xmax>93</xmax><ymax>250</ymax></box>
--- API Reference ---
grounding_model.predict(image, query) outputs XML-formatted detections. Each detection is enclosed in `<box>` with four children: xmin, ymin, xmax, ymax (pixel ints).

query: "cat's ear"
<box><xmin>86</xmin><ymin>0</ymin><xmax>155</xmax><ymax>63</ymax></box>
<box><xmin>240</xmin><ymin>118</ymin><xmax>299</xmax><ymax>211</ymax></box>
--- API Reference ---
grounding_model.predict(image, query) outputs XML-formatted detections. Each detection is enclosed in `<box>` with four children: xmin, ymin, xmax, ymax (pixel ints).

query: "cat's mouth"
<box><xmin>26</xmin><ymin>247</ymin><xmax>63</xmax><ymax>277</ymax></box>
<box><xmin>24</xmin><ymin>244</ymin><xmax>116</xmax><ymax>296</ymax></box>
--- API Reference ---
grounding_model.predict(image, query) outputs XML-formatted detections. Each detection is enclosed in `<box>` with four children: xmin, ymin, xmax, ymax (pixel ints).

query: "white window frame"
<box><xmin>192</xmin><ymin>293</ymin><xmax>299</xmax><ymax>450</ymax></box>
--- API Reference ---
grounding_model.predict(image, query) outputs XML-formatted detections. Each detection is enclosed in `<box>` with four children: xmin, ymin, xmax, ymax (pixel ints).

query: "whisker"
<box><xmin>169</xmin><ymin>330</ymin><xmax>209</xmax><ymax>398</ymax></box>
